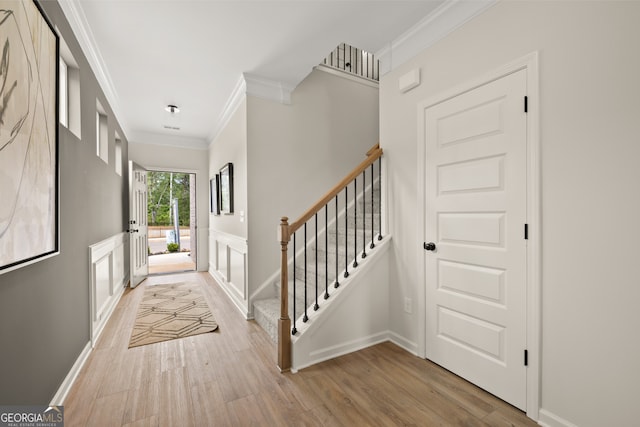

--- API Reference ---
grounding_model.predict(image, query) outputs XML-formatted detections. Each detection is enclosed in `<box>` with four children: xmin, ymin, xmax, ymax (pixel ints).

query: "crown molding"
<box><xmin>58</xmin><ymin>0</ymin><xmax>131</xmax><ymax>139</ymax></box>
<box><xmin>207</xmin><ymin>75</ymin><xmax>247</xmax><ymax>146</ymax></box>
<box><xmin>209</xmin><ymin>62</ymin><xmax>382</xmax><ymax>146</ymax></box>
<box><xmin>243</xmin><ymin>73</ymin><xmax>296</xmax><ymax>105</ymax></box>
<box><xmin>130</xmin><ymin>131</ymin><xmax>209</xmax><ymax>151</ymax></box>
<box><xmin>376</xmin><ymin>0</ymin><xmax>498</xmax><ymax>76</ymax></box>
<box><xmin>207</xmin><ymin>73</ymin><xmax>296</xmax><ymax>146</ymax></box>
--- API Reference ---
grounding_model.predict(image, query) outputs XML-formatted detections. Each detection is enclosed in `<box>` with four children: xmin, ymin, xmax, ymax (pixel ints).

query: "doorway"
<box><xmin>146</xmin><ymin>171</ymin><xmax>197</xmax><ymax>274</ymax></box>
<box><xmin>417</xmin><ymin>53</ymin><xmax>540</xmax><ymax>417</ymax></box>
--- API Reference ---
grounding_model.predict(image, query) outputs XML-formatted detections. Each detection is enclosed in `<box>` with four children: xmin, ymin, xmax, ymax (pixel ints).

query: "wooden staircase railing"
<box><xmin>277</xmin><ymin>143</ymin><xmax>383</xmax><ymax>372</ymax></box>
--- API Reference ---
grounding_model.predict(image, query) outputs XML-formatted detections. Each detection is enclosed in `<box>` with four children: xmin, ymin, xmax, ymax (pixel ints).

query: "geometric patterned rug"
<box><xmin>128</xmin><ymin>282</ymin><xmax>218</xmax><ymax>348</ymax></box>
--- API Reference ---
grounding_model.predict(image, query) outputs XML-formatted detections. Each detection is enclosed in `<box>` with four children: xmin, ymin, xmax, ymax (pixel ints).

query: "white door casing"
<box><xmin>129</xmin><ymin>161</ymin><xmax>148</xmax><ymax>287</ymax></box>
<box><xmin>421</xmin><ymin>67</ymin><xmax>529</xmax><ymax>410</ymax></box>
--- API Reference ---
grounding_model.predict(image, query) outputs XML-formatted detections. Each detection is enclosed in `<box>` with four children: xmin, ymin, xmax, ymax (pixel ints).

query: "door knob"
<box><xmin>423</xmin><ymin>242</ymin><xmax>436</xmax><ymax>251</ymax></box>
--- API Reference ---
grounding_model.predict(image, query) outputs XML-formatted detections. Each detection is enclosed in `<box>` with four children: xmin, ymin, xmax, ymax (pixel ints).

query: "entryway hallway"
<box><xmin>147</xmin><ymin>252</ymin><xmax>195</xmax><ymax>275</ymax></box>
<box><xmin>63</xmin><ymin>271</ymin><xmax>537</xmax><ymax>426</ymax></box>
<box><xmin>147</xmin><ymin>231</ymin><xmax>195</xmax><ymax>275</ymax></box>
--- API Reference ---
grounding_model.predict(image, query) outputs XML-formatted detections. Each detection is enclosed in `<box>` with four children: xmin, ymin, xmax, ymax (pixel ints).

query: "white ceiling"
<box><xmin>61</xmin><ymin>1</ymin><xmax>446</xmax><ymax>145</ymax></box>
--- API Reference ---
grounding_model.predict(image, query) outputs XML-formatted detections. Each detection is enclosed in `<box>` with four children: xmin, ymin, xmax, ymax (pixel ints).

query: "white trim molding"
<box><xmin>243</xmin><ymin>73</ymin><xmax>295</xmax><ymax>105</ymax></box>
<box><xmin>208</xmin><ymin>76</ymin><xmax>247</xmax><ymax>145</ymax></box>
<box><xmin>375</xmin><ymin>0</ymin><xmax>497</xmax><ymax>76</ymax></box>
<box><xmin>49</xmin><ymin>342</ymin><xmax>92</xmax><ymax>406</ymax></box>
<box><xmin>314</xmin><ymin>65</ymin><xmax>379</xmax><ymax>89</ymax></box>
<box><xmin>538</xmin><ymin>409</ymin><xmax>579</xmax><ymax>427</ymax></box>
<box><xmin>388</xmin><ymin>331</ymin><xmax>418</xmax><ymax>356</ymax></box>
<box><xmin>58</xmin><ymin>0</ymin><xmax>131</xmax><ymax>139</ymax></box>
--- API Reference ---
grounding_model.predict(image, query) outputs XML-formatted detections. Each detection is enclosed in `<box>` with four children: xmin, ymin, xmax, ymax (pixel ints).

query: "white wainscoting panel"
<box><xmin>209</xmin><ymin>230</ymin><xmax>249</xmax><ymax>317</ymax></box>
<box><xmin>89</xmin><ymin>232</ymin><xmax>128</xmax><ymax>347</ymax></box>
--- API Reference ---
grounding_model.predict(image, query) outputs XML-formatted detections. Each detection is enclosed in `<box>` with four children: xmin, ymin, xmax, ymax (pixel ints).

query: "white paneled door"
<box><xmin>129</xmin><ymin>161</ymin><xmax>148</xmax><ymax>288</ymax></box>
<box><xmin>423</xmin><ymin>69</ymin><xmax>528</xmax><ymax>409</ymax></box>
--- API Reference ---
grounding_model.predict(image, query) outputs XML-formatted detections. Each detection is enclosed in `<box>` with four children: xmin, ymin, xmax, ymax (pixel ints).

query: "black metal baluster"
<box><xmin>335</xmin><ymin>195</ymin><xmax>340</xmax><ymax>288</ymax></box>
<box><xmin>378</xmin><ymin>157</ymin><xmax>383</xmax><ymax>241</ymax></box>
<box><xmin>344</xmin><ymin>186</ymin><xmax>349</xmax><ymax>278</ymax></box>
<box><xmin>303</xmin><ymin>223</ymin><xmax>308</xmax><ymax>322</ymax></box>
<box><xmin>314</xmin><ymin>213</ymin><xmax>319</xmax><ymax>311</ymax></box>
<box><xmin>355</xmin><ymin>46</ymin><xmax>359</xmax><ymax>76</ymax></box>
<box><xmin>366</xmin><ymin>50</ymin><xmax>369</xmax><ymax>79</ymax></box>
<box><xmin>325</xmin><ymin>204</ymin><xmax>329</xmax><ymax>299</ymax></box>
<box><xmin>362</xmin><ymin>170</ymin><xmax>367</xmax><ymax>259</ymax></box>
<box><xmin>353</xmin><ymin>178</ymin><xmax>358</xmax><ymax>268</ymax></box>
<box><xmin>370</xmin><ymin>163</ymin><xmax>375</xmax><ymax>250</ymax></box>
<box><xmin>292</xmin><ymin>232</ymin><xmax>297</xmax><ymax>335</ymax></box>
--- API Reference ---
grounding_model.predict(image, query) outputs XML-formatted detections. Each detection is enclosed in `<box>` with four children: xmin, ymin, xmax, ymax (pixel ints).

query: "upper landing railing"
<box><xmin>322</xmin><ymin>42</ymin><xmax>379</xmax><ymax>82</ymax></box>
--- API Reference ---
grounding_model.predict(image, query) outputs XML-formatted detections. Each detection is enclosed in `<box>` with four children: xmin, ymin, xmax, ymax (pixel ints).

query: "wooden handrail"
<box><xmin>277</xmin><ymin>143</ymin><xmax>383</xmax><ymax>372</ymax></box>
<box><xmin>288</xmin><ymin>145</ymin><xmax>383</xmax><ymax>235</ymax></box>
<box><xmin>366</xmin><ymin>143</ymin><xmax>380</xmax><ymax>156</ymax></box>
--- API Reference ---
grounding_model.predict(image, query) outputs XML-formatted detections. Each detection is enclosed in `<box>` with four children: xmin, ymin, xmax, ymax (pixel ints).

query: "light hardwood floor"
<box><xmin>64</xmin><ymin>272</ymin><xmax>538</xmax><ymax>426</ymax></box>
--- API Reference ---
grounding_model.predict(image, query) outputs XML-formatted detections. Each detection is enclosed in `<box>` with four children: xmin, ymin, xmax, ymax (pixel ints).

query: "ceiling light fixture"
<box><xmin>165</xmin><ymin>104</ymin><xmax>180</xmax><ymax>114</ymax></box>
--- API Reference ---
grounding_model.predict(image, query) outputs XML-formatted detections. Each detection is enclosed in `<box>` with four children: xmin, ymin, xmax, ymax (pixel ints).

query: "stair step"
<box><xmin>253</xmin><ymin>298</ymin><xmax>280</xmax><ymax>342</ymax></box>
<box><xmin>254</xmin><ymin>292</ymin><xmax>329</xmax><ymax>343</ymax></box>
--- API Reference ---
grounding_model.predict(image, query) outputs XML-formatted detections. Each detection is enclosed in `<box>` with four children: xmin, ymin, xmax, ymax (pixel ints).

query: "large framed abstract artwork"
<box><xmin>0</xmin><ymin>0</ymin><xmax>59</xmax><ymax>274</ymax></box>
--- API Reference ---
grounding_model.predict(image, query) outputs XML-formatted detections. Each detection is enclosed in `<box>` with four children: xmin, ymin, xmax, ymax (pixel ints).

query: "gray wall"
<box><xmin>0</xmin><ymin>1</ymin><xmax>129</xmax><ymax>404</ymax></box>
<box><xmin>380</xmin><ymin>1</ymin><xmax>640</xmax><ymax>425</ymax></box>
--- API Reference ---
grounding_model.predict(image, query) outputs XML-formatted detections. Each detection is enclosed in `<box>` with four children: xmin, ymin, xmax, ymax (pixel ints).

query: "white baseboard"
<box><xmin>538</xmin><ymin>409</ymin><xmax>577</xmax><ymax>427</ymax></box>
<box><xmin>388</xmin><ymin>331</ymin><xmax>418</xmax><ymax>356</ymax></box>
<box><xmin>295</xmin><ymin>331</ymin><xmax>390</xmax><ymax>372</ymax></box>
<box><xmin>49</xmin><ymin>341</ymin><xmax>92</xmax><ymax>406</ymax></box>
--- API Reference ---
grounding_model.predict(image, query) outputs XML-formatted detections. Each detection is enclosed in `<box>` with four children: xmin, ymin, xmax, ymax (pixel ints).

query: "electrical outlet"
<box><xmin>404</xmin><ymin>297</ymin><xmax>412</xmax><ymax>314</ymax></box>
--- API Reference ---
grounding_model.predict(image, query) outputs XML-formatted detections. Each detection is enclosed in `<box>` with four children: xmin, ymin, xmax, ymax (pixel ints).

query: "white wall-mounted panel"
<box><xmin>229</xmin><ymin>249</ymin><xmax>246</xmax><ymax>298</ymax></box>
<box><xmin>94</xmin><ymin>255</ymin><xmax>111</xmax><ymax>321</ymax></box>
<box><xmin>399</xmin><ymin>68</ymin><xmax>421</xmax><ymax>93</ymax></box>
<box><xmin>209</xmin><ymin>230</ymin><xmax>249</xmax><ymax>318</ymax></box>
<box><xmin>217</xmin><ymin>242</ymin><xmax>228</xmax><ymax>282</ymax></box>
<box><xmin>89</xmin><ymin>232</ymin><xmax>128</xmax><ymax>347</ymax></box>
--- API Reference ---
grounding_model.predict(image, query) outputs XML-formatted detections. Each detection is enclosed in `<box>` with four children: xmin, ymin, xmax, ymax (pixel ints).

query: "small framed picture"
<box><xmin>219</xmin><ymin>163</ymin><xmax>234</xmax><ymax>215</ymax></box>
<box><xmin>210</xmin><ymin>175</ymin><xmax>220</xmax><ymax>215</ymax></box>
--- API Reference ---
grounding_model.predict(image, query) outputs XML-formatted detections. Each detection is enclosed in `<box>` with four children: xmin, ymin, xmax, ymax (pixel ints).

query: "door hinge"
<box><xmin>524</xmin><ymin>96</ymin><xmax>528</xmax><ymax>113</ymax></box>
<box><xmin>524</xmin><ymin>224</ymin><xmax>529</xmax><ymax>240</ymax></box>
<box><xmin>524</xmin><ymin>349</ymin><xmax>529</xmax><ymax>366</ymax></box>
